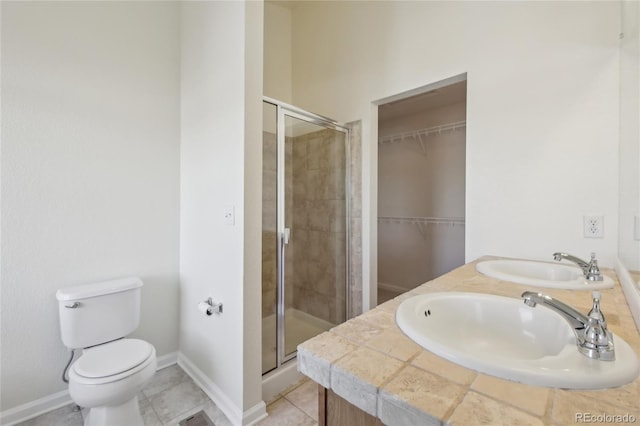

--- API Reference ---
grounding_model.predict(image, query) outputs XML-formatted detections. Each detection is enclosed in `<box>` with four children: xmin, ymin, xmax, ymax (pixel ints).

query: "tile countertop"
<box><xmin>297</xmin><ymin>257</ymin><xmax>640</xmax><ymax>426</ymax></box>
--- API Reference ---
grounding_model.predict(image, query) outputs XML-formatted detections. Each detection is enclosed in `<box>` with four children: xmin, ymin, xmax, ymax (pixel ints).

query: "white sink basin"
<box><xmin>476</xmin><ymin>259</ymin><xmax>614</xmax><ymax>290</ymax></box>
<box><xmin>396</xmin><ymin>292</ymin><xmax>639</xmax><ymax>389</ymax></box>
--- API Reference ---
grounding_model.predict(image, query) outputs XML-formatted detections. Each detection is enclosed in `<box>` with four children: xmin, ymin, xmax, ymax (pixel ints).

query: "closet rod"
<box><xmin>378</xmin><ymin>216</ymin><xmax>464</xmax><ymax>239</ymax></box>
<box><xmin>378</xmin><ymin>120</ymin><xmax>466</xmax><ymax>145</ymax></box>
<box><xmin>378</xmin><ymin>216</ymin><xmax>465</xmax><ymax>226</ymax></box>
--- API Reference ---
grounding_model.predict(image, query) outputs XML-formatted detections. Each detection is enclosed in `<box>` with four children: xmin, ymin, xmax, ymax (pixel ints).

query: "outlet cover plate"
<box><xmin>583</xmin><ymin>215</ymin><xmax>604</xmax><ymax>238</ymax></box>
<box><xmin>223</xmin><ymin>205</ymin><xmax>235</xmax><ymax>226</ymax></box>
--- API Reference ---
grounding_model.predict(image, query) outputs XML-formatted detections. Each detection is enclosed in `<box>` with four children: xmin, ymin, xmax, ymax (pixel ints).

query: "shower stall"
<box><xmin>261</xmin><ymin>98</ymin><xmax>350</xmax><ymax>381</ymax></box>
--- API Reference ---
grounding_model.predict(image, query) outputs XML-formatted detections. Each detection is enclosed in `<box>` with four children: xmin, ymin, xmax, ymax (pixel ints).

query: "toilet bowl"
<box><xmin>68</xmin><ymin>339</ymin><xmax>157</xmax><ymax>426</ymax></box>
<box><xmin>56</xmin><ymin>278</ymin><xmax>157</xmax><ymax>426</ymax></box>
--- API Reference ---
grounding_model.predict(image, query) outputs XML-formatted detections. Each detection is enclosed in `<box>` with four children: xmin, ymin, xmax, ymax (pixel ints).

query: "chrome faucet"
<box><xmin>552</xmin><ymin>252</ymin><xmax>603</xmax><ymax>281</ymax></box>
<box><xmin>521</xmin><ymin>291</ymin><xmax>615</xmax><ymax>361</ymax></box>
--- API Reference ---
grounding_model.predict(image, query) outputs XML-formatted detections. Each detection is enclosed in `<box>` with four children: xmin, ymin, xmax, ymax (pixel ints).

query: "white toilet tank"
<box><xmin>57</xmin><ymin>277</ymin><xmax>143</xmax><ymax>349</ymax></box>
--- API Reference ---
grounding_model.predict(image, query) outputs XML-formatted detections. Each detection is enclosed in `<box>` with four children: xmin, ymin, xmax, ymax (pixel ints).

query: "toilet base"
<box><xmin>83</xmin><ymin>396</ymin><xmax>143</xmax><ymax>426</ymax></box>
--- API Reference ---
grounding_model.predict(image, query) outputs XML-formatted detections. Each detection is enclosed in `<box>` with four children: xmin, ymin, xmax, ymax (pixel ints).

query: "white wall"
<box><xmin>264</xmin><ymin>2</ymin><xmax>293</xmax><ymax>103</ymax></box>
<box><xmin>286</xmin><ymin>1</ymin><xmax>620</xmax><ymax>309</ymax></box>
<box><xmin>378</xmin><ymin>102</ymin><xmax>466</xmax><ymax>219</ymax></box>
<box><xmin>242</xmin><ymin>0</ymin><xmax>265</xmax><ymax>417</ymax></box>
<box><xmin>179</xmin><ymin>1</ymin><xmax>264</xmax><ymax>424</ymax></box>
<box><xmin>1</xmin><ymin>1</ymin><xmax>180</xmax><ymax>412</ymax></box>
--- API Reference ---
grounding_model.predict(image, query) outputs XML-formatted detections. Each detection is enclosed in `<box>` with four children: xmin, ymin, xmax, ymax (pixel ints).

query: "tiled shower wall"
<box><xmin>262</xmin><ymin>131</ymin><xmax>277</xmax><ymax>318</ymax></box>
<box><xmin>289</xmin><ymin>129</ymin><xmax>346</xmax><ymax>325</ymax></box>
<box><xmin>261</xmin><ymin>123</ymin><xmax>363</xmax><ymax>323</ymax></box>
<box><xmin>347</xmin><ymin>120</ymin><xmax>362</xmax><ymax>318</ymax></box>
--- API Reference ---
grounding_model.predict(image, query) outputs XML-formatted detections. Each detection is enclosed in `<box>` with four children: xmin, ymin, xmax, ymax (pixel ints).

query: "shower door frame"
<box><xmin>264</xmin><ymin>97</ymin><xmax>351</xmax><ymax>371</ymax></box>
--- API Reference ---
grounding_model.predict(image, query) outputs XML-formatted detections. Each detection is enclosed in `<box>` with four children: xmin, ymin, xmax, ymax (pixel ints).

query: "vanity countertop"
<box><xmin>297</xmin><ymin>257</ymin><xmax>640</xmax><ymax>425</ymax></box>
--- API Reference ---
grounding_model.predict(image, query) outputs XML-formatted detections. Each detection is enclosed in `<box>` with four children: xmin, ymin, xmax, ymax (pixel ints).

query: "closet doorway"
<box><xmin>377</xmin><ymin>79</ymin><xmax>466</xmax><ymax>304</ymax></box>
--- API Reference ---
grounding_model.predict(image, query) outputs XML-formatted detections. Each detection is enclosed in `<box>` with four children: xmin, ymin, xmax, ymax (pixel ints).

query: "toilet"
<box><xmin>56</xmin><ymin>277</ymin><xmax>157</xmax><ymax>426</ymax></box>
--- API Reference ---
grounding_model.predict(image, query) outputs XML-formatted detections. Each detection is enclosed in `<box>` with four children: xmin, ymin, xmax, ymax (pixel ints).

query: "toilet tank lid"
<box><xmin>56</xmin><ymin>277</ymin><xmax>143</xmax><ymax>301</ymax></box>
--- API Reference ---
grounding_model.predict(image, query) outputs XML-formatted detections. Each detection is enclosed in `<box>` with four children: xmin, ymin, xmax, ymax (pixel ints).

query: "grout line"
<box><xmin>278</xmin><ymin>376</ymin><xmax>309</xmax><ymax>398</ymax></box>
<box><xmin>281</xmin><ymin>398</ymin><xmax>317</xmax><ymax>425</ymax></box>
<box><xmin>282</xmin><ymin>382</ymin><xmax>318</xmax><ymax>421</ymax></box>
<box><xmin>146</xmin><ymin>403</ymin><xmax>164</xmax><ymax>426</ymax></box>
<box><xmin>265</xmin><ymin>395</ymin><xmax>284</xmax><ymax>409</ymax></box>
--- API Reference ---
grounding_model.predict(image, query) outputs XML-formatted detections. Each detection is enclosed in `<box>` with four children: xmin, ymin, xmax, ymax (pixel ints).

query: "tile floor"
<box><xmin>16</xmin><ymin>365</ymin><xmax>317</xmax><ymax>426</ymax></box>
<box><xmin>257</xmin><ymin>378</ymin><xmax>318</xmax><ymax>426</ymax></box>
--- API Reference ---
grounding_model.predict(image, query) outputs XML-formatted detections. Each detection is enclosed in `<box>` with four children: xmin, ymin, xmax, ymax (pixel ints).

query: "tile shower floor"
<box><xmin>262</xmin><ymin>309</ymin><xmax>331</xmax><ymax>374</ymax></box>
<box><xmin>17</xmin><ymin>365</ymin><xmax>317</xmax><ymax>426</ymax></box>
<box><xmin>378</xmin><ymin>287</ymin><xmax>402</xmax><ymax>305</ymax></box>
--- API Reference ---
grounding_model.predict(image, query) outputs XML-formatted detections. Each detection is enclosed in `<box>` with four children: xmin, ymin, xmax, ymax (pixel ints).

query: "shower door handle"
<box><xmin>283</xmin><ymin>228</ymin><xmax>291</xmax><ymax>245</ymax></box>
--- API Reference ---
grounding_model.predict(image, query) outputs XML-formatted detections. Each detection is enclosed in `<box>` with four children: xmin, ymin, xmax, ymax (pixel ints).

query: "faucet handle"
<box><xmin>586</xmin><ymin>253</ymin><xmax>603</xmax><ymax>282</ymax></box>
<box><xmin>580</xmin><ymin>291</ymin><xmax>616</xmax><ymax>361</ymax></box>
<box><xmin>587</xmin><ymin>291</ymin><xmax>607</xmax><ymax>328</ymax></box>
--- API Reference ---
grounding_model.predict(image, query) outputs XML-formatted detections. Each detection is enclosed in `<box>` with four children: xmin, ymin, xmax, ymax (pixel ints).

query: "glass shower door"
<box><xmin>262</xmin><ymin>99</ymin><xmax>349</xmax><ymax>374</ymax></box>
<box><xmin>279</xmin><ymin>111</ymin><xmax>348</xmax><ymax>362</ymax></box>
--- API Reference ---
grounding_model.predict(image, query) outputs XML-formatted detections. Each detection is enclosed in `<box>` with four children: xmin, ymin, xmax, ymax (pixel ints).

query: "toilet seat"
<box><xmin>70</xmin><ymin>339</ymin><xmax>155</xmax><ymax>385</ymax></box>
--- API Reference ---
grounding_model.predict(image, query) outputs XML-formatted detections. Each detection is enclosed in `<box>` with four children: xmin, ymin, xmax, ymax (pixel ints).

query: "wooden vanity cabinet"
<box><xmin>318</xmin><ymin>384</ymin><xmax>384</xmax><ymax>426</ymax></box>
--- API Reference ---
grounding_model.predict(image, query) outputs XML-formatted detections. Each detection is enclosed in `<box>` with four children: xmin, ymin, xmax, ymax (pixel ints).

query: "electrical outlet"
<box><xmin>635</xmin><ymin>216</ymin><xmax>640</xmax><ymax>241</ymax></box>
<box><xmin>583</xmin><ymin>215</ymin><xmax>604</xmax><ymax>238</ymax></box>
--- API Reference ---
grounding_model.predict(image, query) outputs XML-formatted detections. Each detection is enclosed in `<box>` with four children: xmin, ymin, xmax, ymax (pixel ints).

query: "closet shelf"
<box><xmin>378</xmin><ymin>216</ymin><xmax>465</xmax><ymax>239</ymax></box>
<box><xmin>378</xmin><ymin>120</ymin><xmax>466</xmax><ymax>147</ymax></box>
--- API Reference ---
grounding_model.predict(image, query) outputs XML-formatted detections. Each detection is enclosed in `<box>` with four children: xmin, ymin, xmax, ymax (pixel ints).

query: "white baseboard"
<box><xmin>241</xmin><ymin>401</ymin><xmax>268</xmax><ymax>426</ymax></box>
<box><xmin>378</xmin><ymin>282</ymin><xmax>409</xmax><ymax>294</ymax></box>
<box><xmin>0</xmin><ymin>389</ymin><xmax>72</xmax><ymax>426</ymax></box>
<box><xmin>156</xmin><ymin>350</ymin><xmax>178</xmax><ymax>370</ymax></box>
<box><xmin>178</xmin><ymin>353</ymin><xmax>267</xmax><ymax>426</ymax></box>
<box><xmin>0</xmin><ymin>351</ymin><xmax>178</xmax><ymax>426</ymax></box>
